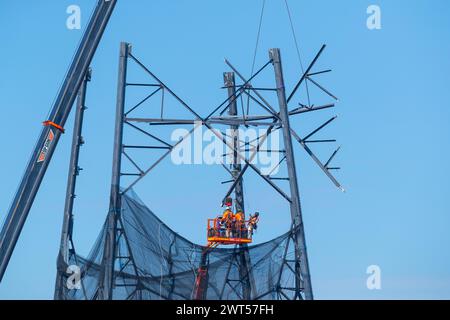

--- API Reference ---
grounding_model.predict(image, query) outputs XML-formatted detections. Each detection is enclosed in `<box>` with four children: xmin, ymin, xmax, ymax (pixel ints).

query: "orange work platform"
<box><xmin>206</xmin><ymin>218</ymin><xmax>252</xmax><ymax>245</ymax></box>
<box><xmin>207</xmin><ymin>237</ymin><xmax>252</xmax><ymax>245</ymax></box>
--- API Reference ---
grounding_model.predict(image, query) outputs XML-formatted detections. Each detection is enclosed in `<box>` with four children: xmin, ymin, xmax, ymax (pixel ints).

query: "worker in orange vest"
<box><xmin>221</xmin><ymin>197</ymin><xmax>234</xmax><ymax>238</ymax></box>
<box><xmin>234</xmin><ymin>211</ymin><xmax>245</xmax><ymax>238</ymax></box>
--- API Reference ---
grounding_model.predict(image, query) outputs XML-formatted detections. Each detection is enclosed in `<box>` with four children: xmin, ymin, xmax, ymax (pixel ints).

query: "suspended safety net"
<box><xmin>57</xmin><ymin>190</ymin><xmax>297</xmax><ymax>300</ymax></box>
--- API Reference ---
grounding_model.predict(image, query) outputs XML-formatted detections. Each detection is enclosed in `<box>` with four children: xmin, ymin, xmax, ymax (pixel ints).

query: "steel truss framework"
<box><xmin>0</xmin><ymin>1</ymin><xmax>344</xmax><ymax>300</ymax></box>
<box><xmin>53</xmin><ymin>40</ymin><xmax>344</xmax><ymax>300</ymax></box>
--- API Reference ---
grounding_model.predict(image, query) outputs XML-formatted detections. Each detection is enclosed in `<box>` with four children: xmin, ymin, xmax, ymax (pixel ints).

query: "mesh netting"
<box><xmin>58</xmin><ymin>190</ymin><xmax>297</xmax><ymax>300</ymax></box>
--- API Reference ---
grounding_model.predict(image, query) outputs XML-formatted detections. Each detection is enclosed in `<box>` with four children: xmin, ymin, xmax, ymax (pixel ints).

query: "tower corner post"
<box><xmin>100</xmin><ymin>42</ymin><xmax>130</xmax><ymax>300</ymax></box>
<box><xmin>269</xmin><ymin>48</ymin><xmax>313</xmax><ymax>300</ymax></box>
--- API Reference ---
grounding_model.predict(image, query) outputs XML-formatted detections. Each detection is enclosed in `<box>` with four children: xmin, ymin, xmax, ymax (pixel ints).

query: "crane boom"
<box><xmin>0</xmin><ymin>0</ymin><xmax>117</xmax><ymax>282</ymax></box>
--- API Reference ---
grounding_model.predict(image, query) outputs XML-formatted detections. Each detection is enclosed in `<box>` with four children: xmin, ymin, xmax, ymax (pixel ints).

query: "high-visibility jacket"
<box><xmin>234</xmin><ymin>212</ymin><xmax>244</xmax><ymax>222</ymax></box>
<box><xmin>222</xmin><ymin>209</ymin><xmax>234</xmax><ymax>224</ymax></box>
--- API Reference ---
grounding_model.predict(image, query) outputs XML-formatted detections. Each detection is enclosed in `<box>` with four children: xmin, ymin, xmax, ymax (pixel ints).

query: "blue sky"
<box><xmin>0</xmin><ymin>0</ymin><xmax>449</xmax><ymax>299</ymax></box>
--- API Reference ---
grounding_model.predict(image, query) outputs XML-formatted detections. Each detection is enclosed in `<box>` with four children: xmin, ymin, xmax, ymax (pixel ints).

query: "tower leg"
<box><xmin>54</xmin><ymin>69</ymin><xmax>91</xmax><ymax>300</ymax></box>
<box><xmin>99</xmin><ymin>42</ymin><xmax>130</xmax><ymax>300</ymax></box>
<box><xmin>223</xmin><ymin>72</ymin><xmax>255</xmax><ymax>300</ymax></box>
<box><xmin>270</xmin><ymin>48</ymin><xmax>313</xmax><ymax>300</ymax></box>
<box><xmin>224</xmin><ymin>72</ymin><xmax>245</xmax><ymax>213</ymax></box>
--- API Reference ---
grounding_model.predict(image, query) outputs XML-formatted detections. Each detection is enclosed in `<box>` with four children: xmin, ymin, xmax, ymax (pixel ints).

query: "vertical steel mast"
<box><xmin>224</xmin><ymin>72</ymin><xmax>245</xmax><ymax>213</ymax></box>
<box><xmin>270</xmin><ymin>48</ymin><xmax>313</xmax><ymax>299</ymax></box>
<box><xmin>55</xmin><ymin>69</ymin><xmax>91</xmax><ymax>300</ymax></box>
<box><xmin>0</xmin><ymin>0</ymin><xmax>117</xmax><ymax>282</ymax></box>
<box><xmin>99</xmin><ymin>42</ymin><xmax>130</xmax><ymax>300</ymax></box>
<box><xmin>223</xmin><ymin>72</ymin><xmax>255</xmax><ymax>299</ymax></box>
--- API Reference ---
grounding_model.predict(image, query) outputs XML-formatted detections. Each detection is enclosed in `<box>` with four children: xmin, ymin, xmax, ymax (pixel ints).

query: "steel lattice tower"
<box><xmin>85</xmin><ymin>42</ymin><xmax>342</xmax><ymax>300</ymax></box>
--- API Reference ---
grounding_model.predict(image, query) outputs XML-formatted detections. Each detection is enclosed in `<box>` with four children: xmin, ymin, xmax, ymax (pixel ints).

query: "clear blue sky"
<box><xmin>0</xmin><ymin>0</ymin><xmax>449</xmax><ymax>300</ymax></box>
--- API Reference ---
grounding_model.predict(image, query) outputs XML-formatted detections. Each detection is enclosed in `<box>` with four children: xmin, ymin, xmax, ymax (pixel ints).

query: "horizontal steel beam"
<box><xmin>125</xmin><ymin>117</ymin><xmax>280</xmax><ymax>127</ymax></box>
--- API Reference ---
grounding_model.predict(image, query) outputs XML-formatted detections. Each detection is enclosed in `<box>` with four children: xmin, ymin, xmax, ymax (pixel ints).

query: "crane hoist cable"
<box><xmin>247</xmin><ymin>0</ymin><xmax>266</xmax><ymax>116</ymax></box>
<box><xmin>247</xmin><ymin>0</ymin><xmax>312</xmax><ymax>116</ymax></box>
<box><xmin>283</xmin><ymin>0</ymin><xmax>312</xmax><ymax>107</ymax></box>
